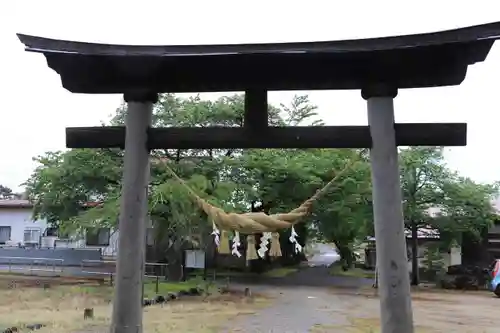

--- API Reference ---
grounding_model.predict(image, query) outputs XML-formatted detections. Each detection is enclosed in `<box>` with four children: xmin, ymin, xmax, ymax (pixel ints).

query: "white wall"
<box><xmin>103</xmin><ymin>230</ymin><xmax>119</xmax><ymax>257</ymax></box>
<box><xmin>442</xmin><ymin>246</ymin><xmax>462</xmax><ymax>267</ymax></box>
<box><xmin>0</xmin><ymin>208</ymin><xmax>119</xmax><ymax>257</ymax></box>
<box><xmin>407</xmin><ymin>241</ymin><xmax>462</xmax><ymax>273</ymax></box>
<box><xmin>0</xmin><ymin>208</ymin><xmax>48</xmax><ymax>245</ymax></box>
<box><xmin>55</xmin><ymin>229</ymin><xmax>119</xmax><ymax>257</ymax></box>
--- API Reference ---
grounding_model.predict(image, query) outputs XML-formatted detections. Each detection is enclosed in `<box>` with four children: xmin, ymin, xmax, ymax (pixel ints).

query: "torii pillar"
<box><xmin>363</xmin><ymin>86</ymin><xmax>413</xmax><ymax>332</ymax></box>
<box><xmin>110</xmin><ymin>92</ymin><xmax>156</xmax><ymax>333</ymax></box>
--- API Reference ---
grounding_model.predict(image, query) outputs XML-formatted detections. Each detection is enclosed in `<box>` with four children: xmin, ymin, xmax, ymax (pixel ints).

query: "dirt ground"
<box><xmin>1</xmin><ymin>274</ymin><xmax>499</xmax><ymax>332</ymax></box>
<box><xmin>326</xmin><ymin>287</ymin><xmax>500</xmax><ymax>332</ymax></box>
<box><xmin>223</xmin><ymin>265</ymin><xmax>500</xmax><ymax>332</ymax></box>
<box><xmin>224</xmin><ymin>283</ymin><xmax>500</xmax><ymax>333</ymax></box>
<box><xmin>0</xmin><ymin>274</ymin><xmax>270</xmax><ymax>333</ymax></box>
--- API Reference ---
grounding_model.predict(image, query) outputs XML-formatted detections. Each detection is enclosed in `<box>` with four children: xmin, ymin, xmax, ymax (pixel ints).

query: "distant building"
<box><xmin>365</xmin><ymin>198</ymin><xmax>500</xmax><ymax>269</ymax></box>
<box><xmin>0</xmin><ymin>199</ymin><xmax>118</xmax><ymax>257</ymax></box>
<box><xmin>365</xmin><ymin>226</ymin><xmax>461</xmax><ymax>272</ymax></box>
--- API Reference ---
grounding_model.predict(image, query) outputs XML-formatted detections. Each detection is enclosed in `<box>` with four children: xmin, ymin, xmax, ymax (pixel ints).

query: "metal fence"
<box><xmin>0</xmin><ymin>256</ymin><xmax>64</xmax><ymax>275</ymax></box>
<box><xmin>0</xmin><ymin>247</ymin><xmax>101</xmax><ymax>266</ymax></box>
<box><xmin>0</xmin><ymin>256</ymin><xmax>179</xmax><ymax>294</ymax></box>
<box><xmin>80</xmin><ymin>259</ymin><xmax>174</xmax><ymax>293</ymax></box>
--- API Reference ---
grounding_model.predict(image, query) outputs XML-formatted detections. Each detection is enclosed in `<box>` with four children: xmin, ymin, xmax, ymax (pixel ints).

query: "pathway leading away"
<box><xmin>225</xmin><ymin>285</ymin><xmax>351</xmax><ymax>332</ymax></box>
<box><xmin>223</xmin><ymin>266</ymin><xmax>500</xmax><ymax>333</ymax></box>
<box><xmin>223</xmin><ymin>266</ymin><xmax>372</xmax><ymax>332</ymax></box>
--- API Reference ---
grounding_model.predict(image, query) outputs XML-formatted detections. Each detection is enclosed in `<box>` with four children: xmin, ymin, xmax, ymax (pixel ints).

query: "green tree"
<box><xmin>25</xmin><ymin>93</ymin><xmax>342</xmax><ymax>274</ymax></box>
<box><xmin>229</xmin><ymin>147</ymin><xmax>372</xmax><ymax>268</ymax></box>
<box><xmin>400</xmin><ymin>147</ymin><xmax>448</xmax><ymax>285</ymax></box>
<box><xmin>309</xmin><ymin>149</ymin><xmax>373</xmax><ymax>268</ymax></box>
<box><xmin>0</xmin><ymin>185</ymin><xmax>14</xmax><ymax>199</ymax></box>
<box><xmin>436</xmin><ymin>176</ymin><xmax>498</xmax><ymax>243</ymax></box>
<box><xmin>399</xmin><ymin>147</ymin><xmax>498</xmax><ymax>285</ymax></box>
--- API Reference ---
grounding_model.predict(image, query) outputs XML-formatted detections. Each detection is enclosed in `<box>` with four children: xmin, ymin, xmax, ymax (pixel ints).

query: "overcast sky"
<box><xmin>1</xmin><ymin>1</ymin><xmax>499</xmax><ymax>192</ymax></box>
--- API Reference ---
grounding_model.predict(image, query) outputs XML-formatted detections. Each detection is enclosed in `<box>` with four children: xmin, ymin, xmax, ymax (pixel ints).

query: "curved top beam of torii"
<box><xmin>16</xmin><ymin>21</ymin><xmax>500</xmax><ymax>94</ymax></box>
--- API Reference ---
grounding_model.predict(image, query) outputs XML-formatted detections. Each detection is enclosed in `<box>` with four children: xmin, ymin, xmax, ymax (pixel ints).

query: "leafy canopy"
<box><xmin>25</xmin><ymin>94</ymin><xmax>370</xmax><ymax>250</ymax></box>
<box><xmin>24</xmin><ymin>94</ymin><xmax>498</xmax><ymax>265</ymax></box>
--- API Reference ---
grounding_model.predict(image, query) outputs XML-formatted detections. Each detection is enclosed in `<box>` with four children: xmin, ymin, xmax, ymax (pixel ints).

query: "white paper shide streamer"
<box><xmin>258</xmin><ymin>232</ymin><xmax>272</xmax><ymax>258</ymax></box>
<box><xmin>289</xmin><ymin>226</ymin><xmax>303</xmax><ymax>253</ymax></box>
<box><xmin>211</xmin><ymin>222</ymin><xmax>220</xmax><ymax>246</ymax></box>
<box><xmin>231</xmin><ymin>231</ymin><xmax>242</xmax><ymax>257</ymax></box>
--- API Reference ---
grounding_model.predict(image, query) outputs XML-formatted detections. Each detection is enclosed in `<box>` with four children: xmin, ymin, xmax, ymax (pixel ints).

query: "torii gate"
<box><xmin>17</xmin><ymin>21</ymin><xmax>500</xmax><ymax>333</ymax></box>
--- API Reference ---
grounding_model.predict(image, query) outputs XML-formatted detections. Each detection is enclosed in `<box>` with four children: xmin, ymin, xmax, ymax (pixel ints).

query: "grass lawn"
<box><xmin>261</xmin><ymin>267</ymin><xmax>299</xmax><ymax>278</ymax></box>
<box><xmin>0</xmin><ymin>274</ymin><xmax>270</xmax><ymax>333</ymax></box>
<box><xmin>203</xmin><ymin>266</ymin><xmax>299</xmax><ymax>279</ymax></box>
<box><xmin>142</xmin><ymin>276</ymin><xmax>204</xmax><ymax>297</ymax></box>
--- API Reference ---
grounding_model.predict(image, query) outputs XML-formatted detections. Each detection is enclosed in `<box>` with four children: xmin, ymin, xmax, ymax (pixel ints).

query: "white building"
<box><xmin>0</xmin><ymin>199</ymin><xmax>118</xmax><ymax>257</ymax></box>
<box><xmin>0</xmin><ymin>199</ymin><xmax>47</xmax><ymax>246</ymax></box>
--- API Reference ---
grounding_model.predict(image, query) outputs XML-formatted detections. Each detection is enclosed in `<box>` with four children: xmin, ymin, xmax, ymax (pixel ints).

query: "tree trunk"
<box><xmin>411</xmin><ymin>221</ymin><xmax>419</xmax><ymax>285</ymax></box>
<box><xmin>337</xmin><ymin>245</ymin><xmax>354</xmax><ymax>270</ymax></box>
<box><xmin>164</xmin><ymin>248</ymin><xmax>184</xmax><ymax>281</ymax></box>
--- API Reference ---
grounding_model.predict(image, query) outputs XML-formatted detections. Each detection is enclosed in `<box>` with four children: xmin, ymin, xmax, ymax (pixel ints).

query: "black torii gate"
<box><xmin>17</xmin><ymin>21</ymin><xmax>500</xmax><ymax>333</ymax></box>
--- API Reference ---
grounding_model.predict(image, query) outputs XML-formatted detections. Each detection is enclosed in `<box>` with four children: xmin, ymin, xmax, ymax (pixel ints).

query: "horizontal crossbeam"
<box><xmin>66</xmin><ymin>123</ymin><xmax>466</xmax><ymax>149</ymax></box>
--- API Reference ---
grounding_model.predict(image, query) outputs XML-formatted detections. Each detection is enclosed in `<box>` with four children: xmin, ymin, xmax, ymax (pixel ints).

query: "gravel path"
<box><xmin>223</xmin><ymin>267</ymin><xmax>500</xmax><ymax>333</ymax></box>
<box><xmin>224</xmin><ymin>285</ymin><xmax>350</xmax><ymax>333</ymax></box>
<box><xmin>222</xmin><ymin>267</ymin><xmax>371</xmax><ymax>332</ymax></box>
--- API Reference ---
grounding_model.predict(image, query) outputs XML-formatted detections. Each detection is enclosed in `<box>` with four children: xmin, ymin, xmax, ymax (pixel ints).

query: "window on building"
<box><xmin>24</xmin><ymin>228</ymin><xmax>41</xmax><ymax>244</ymax></box>
<box><xmin>44</xmin><ymin>227</ymin><xmax>58</xmax><ymax>237</ymax></box>
<box><xmin>85</xmin><ymin>228</ymin><xmax>111</xmax><ymax>246</ymax></box>
<box><xmin>0</xmin><ymin>226</ymin><xmax>11</xmax><ymax>244</ymax></box>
